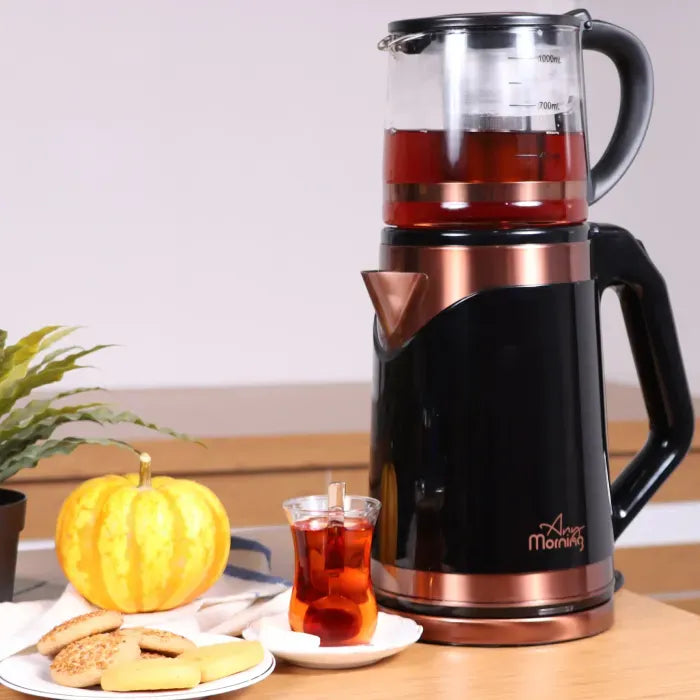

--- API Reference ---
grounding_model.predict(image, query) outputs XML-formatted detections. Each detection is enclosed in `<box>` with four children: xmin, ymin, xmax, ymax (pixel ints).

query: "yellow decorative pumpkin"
<box><xmin>55</xmin><ymin>453</ymin><xmax>230</xmax><ymax>613</ymax></box>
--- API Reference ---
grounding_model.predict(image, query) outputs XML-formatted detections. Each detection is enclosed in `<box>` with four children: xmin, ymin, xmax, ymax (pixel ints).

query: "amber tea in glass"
<box><xmin>384</xmin><ymin>128</ymin><xmax>589</xmax><ymax>228</ymax></box>
<box><xmin>283</xmin><ymin>494</ymin><xmax>381</xmax><ymax>646</ymax></box>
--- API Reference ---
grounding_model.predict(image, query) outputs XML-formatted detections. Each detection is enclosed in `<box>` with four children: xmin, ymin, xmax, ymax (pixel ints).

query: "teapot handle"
<box><xmin>580</xmin><ymin>17</ymin><xmax>654</xmax><ymax>204</ymax></box>
<box><xmin>590</xmin><ymin>225</ymin><xmax>694</xmax><ymax>538</ymax></box>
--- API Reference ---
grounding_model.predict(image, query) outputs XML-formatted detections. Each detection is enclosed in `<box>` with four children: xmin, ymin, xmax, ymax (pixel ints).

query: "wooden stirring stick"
<box><xmin>325</xmin><ymin>481</ymin><xmax>346</xmax><ymax>576</ymax></box>
<box><xmin>328</xmin><ymin>481</ymin><xmax>346</xmax><ymax>526</ymax></box>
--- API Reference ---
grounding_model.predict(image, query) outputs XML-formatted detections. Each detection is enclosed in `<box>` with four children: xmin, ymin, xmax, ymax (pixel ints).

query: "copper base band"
<box><xmin>372</xmin><ymin>559</ymin><xmax>614</xmax><ymax>608</ymax></box>
<box><xmin>380</xmin><ymin>598</ymin><xmax>614</xmax><ymax>646</ymax></box>
<box><xmin>385</xmin><ymin>180</ymin><xmax>587</xmax><ymax>204</ymax></box>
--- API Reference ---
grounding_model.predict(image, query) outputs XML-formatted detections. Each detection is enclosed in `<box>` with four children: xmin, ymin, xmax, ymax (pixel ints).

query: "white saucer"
<box><xmin>242</xmin><ymin>612</ymin><xmax>422</xmax><ymax>669</ymax></box>
<box><xmin>0</xmin><ymin>634</ymin><xmax>275</xmax><ymax>700</ymax></box>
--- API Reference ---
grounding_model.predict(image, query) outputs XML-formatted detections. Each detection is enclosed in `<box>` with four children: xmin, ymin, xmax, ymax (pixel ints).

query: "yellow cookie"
<box><xmin>38</xmin><ymin>610</ymin><xmax>123</xmax><ymax>657</ymax></box>
<box><xmin>134</xmin><ymin>629</ymin><xmax>195</xmax><ymax>656</ymax></box>
<box><xmin>101</xmin><ymin>657</ymin><xmax>201</xmax><ymax>692</ymax></box>
<box><xmin>179</xmin><ymin>641</ymin><xmax>264</xmax><ymax>682</ymax></box>
<box><xmin>50</xmin><ymin>633</ymin><xmax>140</xmax><ymax>688</ymax></box>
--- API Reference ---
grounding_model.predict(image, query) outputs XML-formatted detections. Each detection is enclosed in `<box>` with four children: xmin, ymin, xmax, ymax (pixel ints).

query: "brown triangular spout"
<box><xmin>361</xmin><ymin>270</ymin><xmax>428</xmax><ymax>349</ymax></box>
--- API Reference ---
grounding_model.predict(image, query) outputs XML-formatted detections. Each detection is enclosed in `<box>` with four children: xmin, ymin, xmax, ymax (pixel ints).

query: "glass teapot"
<box><xmin>380</xmin><ymin>9</ymin><xmax>653</xmax><ymax>228</ymax></box>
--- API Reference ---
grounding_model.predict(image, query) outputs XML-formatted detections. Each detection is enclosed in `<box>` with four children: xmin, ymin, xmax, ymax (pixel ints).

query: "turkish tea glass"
<box><xmin>283</xmin><ymin>494</ymin><xmax>381</xmax><ymax>646</ymax></box>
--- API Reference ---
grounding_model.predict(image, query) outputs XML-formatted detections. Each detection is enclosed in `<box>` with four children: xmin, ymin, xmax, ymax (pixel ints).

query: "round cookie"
<box><xmin>136</xmin><ymin>629</ymin><xmax>196</xmax><ymax>656</ymax></box>
<box><xmin>37</xmin><ymin>610</ymin><xmax>123</xmax><ymax>657</ymax></box>
<box><xmin>101</xmin><ymin>657</ymin><xmax>201</xmax><ymax>692</ymax></box>
<box><xmin>50</xmin><ymin>632</ymin><xmax>140</xmax><ymax>688</ymax></box>
<box><xmin>179</xmin><ymin>641</ymin><xmax>264</xmax><ymax>682</ymax></box>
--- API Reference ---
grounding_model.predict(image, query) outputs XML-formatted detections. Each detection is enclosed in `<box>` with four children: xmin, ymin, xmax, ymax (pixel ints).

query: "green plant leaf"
<box><xmin>0</xmin><ymin>403</ymin><xmax>106</xmax><ymax>446</ymax></box>
<box><xmin>0</xmin><ymin>326</ymin><xmax>63</xmax><ymax>391</ymax></box>
<box><xmin>25</xmin><ymin>345</ymin><xmax>113</xmax><ymax>380</ymax></box>
<box><xmin>0</xmin><ymin>327</ymin><xmax>202</xmax><ymax>483</ymax></box>
<box><xmin>54</xmin><ymin>386</ymin><xmax>104</xmax><ymax>401</ymax></box>
<box><xmin>0</xmin><ymin>403</ymin><xmax>200</xmax><ymax>471</ymax></box>
<box><xmin>37</xmin><ymin>327</ymin><xmax>80</xmax><ymax>353</ymax></box>
<box><xmin>0</xmin><ymin>345</ymin><xmax>112</xmax><ymax>416</ymax></box>
<box><xmin>0</xmin><ymin>437</ymin><xmax>136</xmax><ymax>483</ymax></box>
<box><xmin>0</xmin><ymin>387</ymin><xmax>106</xmax><ymax>432</ymax></box>
<box><xmin>0</xmin><ymin>404</ymin><xmax>196</xmax><ymax>461</ymax></box>
<box><xmin>0</xmin><ymin>406</ymin><xmax>105</xmax><ymax>466</ymax></box>
<box><xmin>0</xmin><ymin>330</ymin><xmax>8</xmax><ymax>362</ymax></box>
<box><xmin>4</xmin><ymin>326</ymin><xmax>62</xmax><ymax>358</ymax></box>
<box><xmin>31</xmin><ymin>345</ymin><xmax>83</xmax><ymax>371</ymax></box>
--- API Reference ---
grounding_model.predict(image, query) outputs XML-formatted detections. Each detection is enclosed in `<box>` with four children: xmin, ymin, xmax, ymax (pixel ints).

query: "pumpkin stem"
<box><xmin>139</xmin><ymin>452</ymin><xmax>152</xmax><ymax>488</ymax></box>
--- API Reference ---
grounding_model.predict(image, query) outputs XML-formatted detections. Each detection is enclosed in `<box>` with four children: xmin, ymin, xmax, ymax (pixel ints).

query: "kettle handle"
<box><xmin>590</xmin><ymin>225</ymin><xmax>694</xmax><ymax>538</ymax></box>
<box><xmin>581</xmin><ymin>18</ymin><xmax>654</xmax><ymax>204</ymax></box>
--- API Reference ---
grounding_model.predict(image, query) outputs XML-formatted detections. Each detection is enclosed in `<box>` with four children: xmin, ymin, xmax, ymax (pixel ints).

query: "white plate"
<box><xmin>0</xmin><ymin>633</ymin><xmax>275</xmax><ymax>700</ymax></box>
<box><xmin>242</xmin><ymin>612</ymin><xmax>422</xmax><ymax>669</ymax></box>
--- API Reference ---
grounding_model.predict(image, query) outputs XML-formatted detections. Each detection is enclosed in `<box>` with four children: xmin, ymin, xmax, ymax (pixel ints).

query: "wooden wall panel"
<box><xmin>11</xmin><ymin>433</ymin><xmax>370</xmax><ymax>483</ymax></box>
<box><xmin>15</xmin><ymin>469</ymin><xmax>334</xmax><ymax>537</ymax></box>
<box><xmin>196</xmin><ymin>471</ymin><xmax>330</xmax><ymax>527</ymax></box>
<box><xmin>15</xmin><ymin>468</ymin><xmax>371</xmax><ymax>537</ymax></box>
<box><xmin>19</xmin><ymin>482</ymin><xmax>77</xmax><ymax>540</ymax></box>
<box><xmin>615</xmin><ymin>545</ymin><xmax>700</xmax><ymax>595</ymax></box>
<box><xmin>329</xmin><ymin>467</ymin><xmax>369</xmax><ymax>497</ymax></box>
<box><xmin>669</xmin><ymin>598</ymin><xmax>700</xmax><ymax>616</ymax></box>
<box><xmin>609</xmin><ymin>453</ymin><xmax>700</xmax><ymax>503</ymax></box>
<box><xmin>607</xmin><ymin>420</ymin><xmax>700</xmax><ymax>453</ymax></box>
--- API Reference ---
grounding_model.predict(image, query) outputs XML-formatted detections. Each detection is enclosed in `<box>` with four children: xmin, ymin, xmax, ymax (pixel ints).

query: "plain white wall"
<box><xmin>583</xmin><ymin>0</ymin><xmax>698</xmax><ymax>392</ymax></box>
<box><xmin>3</xmin><ymin>0</ymin><xmax>695</xmax><ymax>394</ymax></box>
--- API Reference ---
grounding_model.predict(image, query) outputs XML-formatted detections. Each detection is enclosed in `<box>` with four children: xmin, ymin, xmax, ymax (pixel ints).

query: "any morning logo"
<box><xmin>528</xmin><ymin>513</ymin><xmax>585</xmax><ymax>553</ymax></box>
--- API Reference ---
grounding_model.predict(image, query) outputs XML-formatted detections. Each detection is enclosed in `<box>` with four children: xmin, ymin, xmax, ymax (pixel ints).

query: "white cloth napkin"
<box><xmin>0</xmin><ymin>536</ymin><xmax>291</xmax><ymax>662</ymax></box>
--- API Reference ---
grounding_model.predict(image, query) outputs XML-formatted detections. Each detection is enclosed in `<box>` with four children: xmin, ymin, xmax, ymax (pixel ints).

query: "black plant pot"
<box><xmin>0</xmin><ymin>488</ymin><xmax>26</xmax><ymax>602</ymax></box>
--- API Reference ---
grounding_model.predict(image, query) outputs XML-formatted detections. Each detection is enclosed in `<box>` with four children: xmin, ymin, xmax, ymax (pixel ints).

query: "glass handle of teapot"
<box><xmin>582</xmin><ymin>19</ymin><xmax>654</xmax><ymax>204</ymax></box>
<box><xmin>590</xmin><ymin>225</ymin><xmax>694</xmax><ymax>539</ymax></box>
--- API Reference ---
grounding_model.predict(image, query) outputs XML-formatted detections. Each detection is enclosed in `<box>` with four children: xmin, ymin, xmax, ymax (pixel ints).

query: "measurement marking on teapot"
<box><xmin>508</xmin><ymin>55</ymin><xmax>562</xmax><ymax>63</ymax></box>
<box><xmin>538</xmin><ymin>101</ymin><xmax>561</xmax><ymax>111</ymax></box>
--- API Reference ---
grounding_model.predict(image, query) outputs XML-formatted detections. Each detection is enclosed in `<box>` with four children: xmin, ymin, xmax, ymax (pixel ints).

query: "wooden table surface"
<box><xmin>3</xmin><ymin>591</ymin><xmax>700</xmax><ymax>700</ymax></box>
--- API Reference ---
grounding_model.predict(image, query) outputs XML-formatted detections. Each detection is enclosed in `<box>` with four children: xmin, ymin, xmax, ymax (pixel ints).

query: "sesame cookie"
<box><xmin>135</xmin><ymin>629</ymin><xmax>196</xmax><ymax>656</ymax></box>
<box><xmin>115</xmin><ymin>626</ymin><xmax>145</xmax><ymax>641</ymax></box>
<box><xmin>101</xmin><ymin>657</ymin><xmax>201</xmax><ymax>692</ymax></box>
<box><xmin>179</xmin><ymin>641</ymin><xmax>264</xmax><ymax>682</ymax></box>
<box><xmin>50</xmin><ymin>632</ymin><xmax>140</xmax><ymax>688</ymax></box>
<box><xmin>37</xmin><ymin>610</ymin><xmax>123</xmax><ymax>657</ymax></box>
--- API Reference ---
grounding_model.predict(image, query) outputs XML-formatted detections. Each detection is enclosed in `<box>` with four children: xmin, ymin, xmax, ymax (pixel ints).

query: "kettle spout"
<box><xmin>361</xmin><ymin>270</ymin><xmax>428</xmax><ymax>349</ymax></box>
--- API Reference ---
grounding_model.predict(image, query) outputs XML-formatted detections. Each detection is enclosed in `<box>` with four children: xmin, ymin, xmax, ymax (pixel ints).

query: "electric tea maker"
<box><xmin>362</xmin><ymin>9</ymin><xmax>694</xmax><ymax>645</ymax></box>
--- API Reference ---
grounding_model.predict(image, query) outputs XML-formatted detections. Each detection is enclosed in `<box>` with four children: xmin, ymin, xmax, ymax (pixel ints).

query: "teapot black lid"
<box><xmin>387</xmin><ymin>10</ymin><xmax>588</xmax><ymax>34</ymax></box>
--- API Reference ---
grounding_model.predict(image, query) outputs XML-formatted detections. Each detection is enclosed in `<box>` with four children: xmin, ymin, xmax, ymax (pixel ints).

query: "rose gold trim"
<box><xmin>360</xmin><ymin>271</ymin><xmax>428</xmax><ymax>349</ymax></box>
<box><xmin>366</xmin><ymin>241</ymin><xmax>590</xmax><ymax>349</ymax></box>
<box><xmin>385</xmin><ymin>180</ymin><xmax>587</xmax><ymax>204</ymax></box>
<box><xmin>380</xmin><ymin>598</ymin><xmax>614</xmax><ymax>646</ymax></box>
<box><xmin>372</xmin><ymin>559</ymin><xmax>613</xmax><ymax>608</ymax></box>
